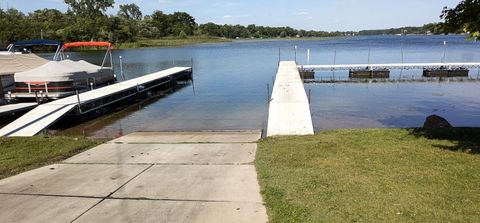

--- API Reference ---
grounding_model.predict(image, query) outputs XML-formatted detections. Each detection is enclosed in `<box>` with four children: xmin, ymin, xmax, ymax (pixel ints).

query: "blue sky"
<box><xmin>2</xmin><ymin>0</ymin><xmax>461</xmax><ymax>31</ymax></box>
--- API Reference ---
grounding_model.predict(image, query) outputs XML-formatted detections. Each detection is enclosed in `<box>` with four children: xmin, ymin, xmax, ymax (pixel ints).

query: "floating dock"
<box><xmin>267</xmin><ymin>61</ymin><xmax>314</xmax><ymax>136</ymax></box>
<box><xmin>0</xmin><ymin>103</ymin><xmax>37</xmax><ymax>117</ymax></box>
<box><xmin>304</xmin><ymin>76</ymin><xmax>480</xmax><ymax>84</ymax></box>
<box><xmin>0</xmin><ymin>67</ymin><xmax>191</xmax><ymax>137</ymax></box>
<box><xmin>300</xmin><ymin>62</ymin><xmax>480</xmax><ymax>71</ymax></box>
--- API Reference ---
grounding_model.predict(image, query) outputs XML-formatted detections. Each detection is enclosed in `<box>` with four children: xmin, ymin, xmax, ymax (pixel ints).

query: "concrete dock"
<box><xmin>0</xmin><ymin>67</ymin><xmax>191</xmax><ymax>137</ymax></box>
<box><xmin>0</xmin><ymin>131</ymin><xmax>267</xmax><ymax>222</ymax></box>
<box><xmin>267</xmin><ymin>61</ymin><xmax>314</xmax><ymax>136</ymax></box>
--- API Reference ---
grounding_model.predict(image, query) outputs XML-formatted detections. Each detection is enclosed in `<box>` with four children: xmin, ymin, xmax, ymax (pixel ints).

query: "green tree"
<box><xmin>29</xmin><ymin>9</ymin><xmax>68</xmax><ymax>40</ymax></box>
<box><xmin>169</xmin><ymin>12</ymin><xmax>196</xmax><ymax>36</ymax></box>
<box><xmin>64</xmin><ymin>0</ymin><xmax>114</xmax><ymax>16</ymax></box>
<box><xmin>199</xmin><ymin>22</ymin><xmax>222</xmax><ymax>37</ymax></box>
<box><xmin>104</xmin><ymin>16</ymin><xmax>134</xmax><ymax>43</ymax></box>
<box><xmin>441</xmin><ymin>0</ymin><xmax>480</xmax><ymax>41</ymax></box>
<box><xmin>116</xmin><ymin>3</ymin><xmax>143</xmax><ymax>42</ymax></box>
<box><xmin>149</xmin><ymin>11</ymin><xmax>170</xmax><ymax>37</ymax></box>
<box><xmin>63</xmin><ymin>0</ymin><xmax>114</xmax><ymax>41</ymax></box>
<box><xmin>118</xmin><ymin>3</ymin><xmax>142</xmax><ymax>20</ymax></box>
<box><xmin>0</xmin><ymin>9</ymin><xmax>29</xmax><ymax>46</ymax></box>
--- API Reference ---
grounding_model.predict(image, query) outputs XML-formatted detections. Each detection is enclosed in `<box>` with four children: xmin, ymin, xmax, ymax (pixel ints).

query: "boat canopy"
<box><xmin>0</xmin><ymin>54</ymin><xmax>48</xmax><ymax>76</ymax></box>
<box><xmin>14</xmin><ymin>60</ymin><xmax>107</xmax><ymax>82</ymax></box>
<box><xmin>62</xmin><ymin>42</ymin><xmax>113</xmax><ymax>50</ymax></box>
<box><xmin>55</xmin><ymin>42</ymin><xmax>114</xmax><ymax>69</ymax></box>
<box><xmin>7</xmin><ymin>40</ymin><xmax>63</xmax><ymax>52</ymax></box>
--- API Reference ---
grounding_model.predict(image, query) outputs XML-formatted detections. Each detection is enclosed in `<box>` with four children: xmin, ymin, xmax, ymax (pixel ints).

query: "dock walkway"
<box><xmin>267</xmin><ymin>61</ymin><xmax>314</xmax><ymax>136</ymax></box>
<box><xmin>301</xmin><ymin>62</ymin><xmax>480</xmax><ymax>71</ymax></box>
<box><xmin>0</xmin><ymin>67</ymin><xmax>191</xmax><ymax>137</ymax></box>
<box><xmin>304</xmin><ymin>76</ymin><xmax>480</xmax><ymax>84</ymax></box>
<box><xmin>0</xmin><ymin>103</ymin><xmax>37</xmax><ymax>117</ymax></box>
<box><xmin>0</xmin><ymin>131</ymin><xmax>268</xmax><ymax>222</ymax></box>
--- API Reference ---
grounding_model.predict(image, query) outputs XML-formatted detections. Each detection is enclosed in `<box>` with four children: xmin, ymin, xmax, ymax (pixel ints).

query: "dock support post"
<box><xmin>119</xmin><ymin>56</ymin><xmax>126</xmax><ymax>81</ymax></box>
<box><xmin>278</xmin><ymin>48</ymin><xmax>281</xmax><ymax>64</ymax></box>
<box><xmin>76</xmin><ymin>90</ymin><xmax>82</xmax><ymax>114</ymax></box>
<box><xmin>368</xmin><ymin>42</ymin><xmax>371</xmax><ymax>65</ymax></box>
<box><xmin>266</xmin><ymin>84</ymin><xmax>270</xmax><ymax>104</ymax></box>
<box><xmin>191</xmin><ymin>58</ymin><xmax>194</xmax><ymax>74</ymax></box>
<box><xmin>307</xmin><ymin>49</ymin><xmax>310</xmax><ymax>65</ymax></box>
<box><xmin>294</xmin><ymin>46</ymin><xmax>297</xmax><ymax>63</ymax></box>
<box><xmin>333</xmin><ymin>46</ymin><xmax>337</xmax><ymax>79</ymax></box>
<box><xmin>401</xmin><ymin>41</ymin><xmax>404</xmax><ymax>64</ymax></box>
<box><xmin>442</xmin><ymin>40</ymin><xmax>447</xmax><ymax>63</ymax></box>
<box><xmin>35</xmin><ymin>91</ymin><xmax>39</xmax><ymax>104</ymax></box>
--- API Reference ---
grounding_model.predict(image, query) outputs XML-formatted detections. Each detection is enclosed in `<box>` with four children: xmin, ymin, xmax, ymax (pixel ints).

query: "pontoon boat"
<box><xmin>8</xmin><ymin>42</ymin><xmax>116</xmax><ymax>101</ymax></box>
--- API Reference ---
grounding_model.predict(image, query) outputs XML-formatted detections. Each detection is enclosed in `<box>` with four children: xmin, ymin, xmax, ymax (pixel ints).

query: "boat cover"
<box><xmin>0</xmin><ymin>54</ymin><xmax>48</xmax><ymax>76</ymax></box>
<box><xmin>14</xmin><ymin>60</ymin><xmax>111</xmax><ymax>82</ymax></box>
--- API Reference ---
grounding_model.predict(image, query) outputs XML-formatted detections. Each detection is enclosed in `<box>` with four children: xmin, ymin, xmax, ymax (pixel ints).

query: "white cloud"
<box><xmin>297</xmin><ymin>11</ymin><xmax>309</xmax><ymax>16</ymax></box>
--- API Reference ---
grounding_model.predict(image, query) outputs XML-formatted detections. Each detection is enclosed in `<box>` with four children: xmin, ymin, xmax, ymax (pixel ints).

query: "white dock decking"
<box><xmin>267</xmin><ymin>61</ymin><xmax>314</xmax><ymax>136</ymax></box>
<box><xmin>301</xmin><ymin>62</ymin><xmax>480</xmax><ymax>71</ymax></box>
<box><xmin>0</xmin><ymin>103</ymin><xmax>37</xmax><ymax>117</ymax></box>
<box><xmin>0</xmin><ymin>67</ymin><xmax>191</xmax><ymax>137</ymax></box>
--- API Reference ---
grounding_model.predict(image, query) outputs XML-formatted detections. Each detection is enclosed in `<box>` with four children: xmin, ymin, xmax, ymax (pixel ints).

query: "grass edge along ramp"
<box><xmin>0</xmin><ymin>136</ymin><xmax>101</xmax><ymax>179</ymax></box>
<box><xmin>255</xmin><ymin>128</ymin><xmax>480</xmax><ymax>222</ymax></box>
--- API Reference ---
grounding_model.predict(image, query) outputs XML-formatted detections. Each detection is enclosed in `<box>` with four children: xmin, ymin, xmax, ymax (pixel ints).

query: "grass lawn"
<box><xmin>256</xmin><ymin>128</ymin><xmax>480</xmax><ymax>222</ymax></box>
<box><xmin>117</xmin><ymin>36</ymin><xmax>231</xmax><ymax>48</ymax></box>
<box><xmin>0</xmin><ymin>136</ymin><xmax>101</xmax><ymax>179</ymax></box>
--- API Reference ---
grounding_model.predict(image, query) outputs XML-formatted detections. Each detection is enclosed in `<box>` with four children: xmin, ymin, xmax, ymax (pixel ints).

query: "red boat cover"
<box><xmin>63</xmin><ymin>42</ymin><xmax>113</xmax><ymax>49</ymax></box>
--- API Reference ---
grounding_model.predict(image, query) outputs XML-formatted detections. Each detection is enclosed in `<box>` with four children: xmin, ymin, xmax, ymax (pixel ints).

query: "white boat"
<box><xmin>8</xmin><ymin>41</ymin><xmax>116</xmax><ymax>101</ymax></box>
<box><xmin>0</xmin><ymin>40</ymin><xmax>60</xmax><ymax>102</ymax></box>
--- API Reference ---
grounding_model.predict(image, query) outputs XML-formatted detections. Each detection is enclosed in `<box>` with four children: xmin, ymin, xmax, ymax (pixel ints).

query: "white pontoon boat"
<box><xmin>9</xmin><ymin>42</ymin><xmax>116</xmax><ymax>101</ymax></box>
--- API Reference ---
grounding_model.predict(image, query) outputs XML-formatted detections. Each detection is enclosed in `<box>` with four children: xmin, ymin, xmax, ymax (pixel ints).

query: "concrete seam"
<box><xmin>0</xmin><ymin>192</ymin><xmax>264</xmax><ymax>205</ymax></box>
<box><xmin>70</xmin><ymin>164</ymin><xmax>154</xmax><ymax>223</ymax></box>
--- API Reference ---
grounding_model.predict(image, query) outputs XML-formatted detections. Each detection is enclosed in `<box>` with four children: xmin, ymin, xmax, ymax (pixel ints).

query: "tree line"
<box><xmin>1</xmin><ymin>0</ymin><xmax>477</xmax><ymax>48</ymax></box>
<box><xmin>357</xmin><ymin>23</ymin><xmax>444</xmax><ymax>36</ymax></box>
<box><xmin>0</xmin><ymin>0</ymin><xmax>354</xmax><ymax>48</ymax></box>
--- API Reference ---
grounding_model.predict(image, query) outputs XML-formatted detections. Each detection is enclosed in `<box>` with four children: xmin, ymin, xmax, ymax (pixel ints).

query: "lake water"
<box><xmin>51</xmin><ymin>35</ymin><xmax>480</xmax><ymax>137</ymax></box>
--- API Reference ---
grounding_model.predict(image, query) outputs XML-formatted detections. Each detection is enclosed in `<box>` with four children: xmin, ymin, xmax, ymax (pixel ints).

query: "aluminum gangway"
<box><xmin>267</xmin><ymin>61</ymin><xmax>314</xmax><ymax>136</ymax></box>
<box><xmin>300</xmin><ymin>62</ymin><xmax>480</xmax><ymax>71</ymax></box>
<box><xmin>0</xmin><ymin>67</ymin><xmax>191</xmax><ymax>137</ymax></box>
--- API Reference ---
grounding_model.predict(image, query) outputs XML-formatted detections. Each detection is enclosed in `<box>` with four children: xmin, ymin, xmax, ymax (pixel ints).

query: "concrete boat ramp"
<box><xmin>0</xmin><ymin>67</ymin><xmax>191</xmax><ymax>137</ymax></box>
<box><xmin>0</xmin><ymin>131</ymin><xmax>268</xmax><ymax>222</ymax></box>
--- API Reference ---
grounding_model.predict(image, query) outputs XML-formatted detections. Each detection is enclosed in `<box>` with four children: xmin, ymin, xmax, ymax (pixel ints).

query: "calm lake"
<box><xmin>49</xmin><ymin>35</ymin><xmax>480</xmax><ymax>137</ymax></box>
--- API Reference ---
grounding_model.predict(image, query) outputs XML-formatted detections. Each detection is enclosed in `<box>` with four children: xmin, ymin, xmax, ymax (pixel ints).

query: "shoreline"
<box><xmin>115</xmin><ymin>36</ymin><xmax>342</xmax><ymax>49</ymax></box>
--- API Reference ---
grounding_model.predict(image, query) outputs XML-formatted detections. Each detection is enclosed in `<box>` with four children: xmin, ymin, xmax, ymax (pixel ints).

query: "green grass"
<box><xmin>256</xmin><ymin>128</ymin><xmax>480</xmax><ymax>222</ymax></box>
<box><xmin>117</xmin><ymin>36</ymin><xmax>231</xmax><ymax>49</ymax></box>
<box><xmin>0</xmin><ymin>136</ymin><xmax>101</xmax><ymax>179</ymax></box>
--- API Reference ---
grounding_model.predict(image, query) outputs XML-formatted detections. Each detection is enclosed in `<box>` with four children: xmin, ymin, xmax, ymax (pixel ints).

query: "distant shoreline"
<box><xmin>115</xmin><ymin>36</ymin><xmax>346</xmax><ymax>49</ymax></box>
<box><xmin>114</xmin><ymin>34</ymin><xmax>469</xmax><ymax>49</ymax></box>
<box><xmin>19</xmin><ymin>34</ymin><xmax>468</xmax><ymax>52</ymax></box>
